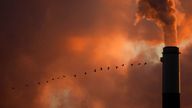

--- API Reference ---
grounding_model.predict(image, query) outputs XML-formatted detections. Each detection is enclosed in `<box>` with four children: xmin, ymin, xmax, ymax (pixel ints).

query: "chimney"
<box><xmin>161</xmin><ymin>46</ymin><xmax>180</xmax><ymax>108</ymax></box>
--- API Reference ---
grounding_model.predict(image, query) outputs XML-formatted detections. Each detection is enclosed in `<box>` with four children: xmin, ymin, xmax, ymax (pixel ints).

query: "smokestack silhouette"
<box><xmin>161</xmin><ymin>46</ymin><xmax>180</xmax><ymax>108</ymax></box>
<box><xmin>136</xmin><ymin>0</ymin><xmax>180</xmax><ymax>107</ymax></box>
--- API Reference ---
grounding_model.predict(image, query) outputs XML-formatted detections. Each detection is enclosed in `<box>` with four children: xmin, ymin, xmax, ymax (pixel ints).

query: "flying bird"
<box><xmin>74</xmin><ymin>74</ymin><xmax>77</xmax><ymax>77</ymax></box>
<box><xmin>144</xmin><ymin>62</ymin><xmax>147</xmax><ymax>65</ymax></box>
<box><xmin>100</xmin><ymin>67</ymin><xmax>103</xmax><ymax>71</ymax></box>
<box><xmin>122</xmin><ymin>64</ymin><xmax>125</xmax><ymax>67</ymax></box>
<box><xmin>116</xmin><ymin>66</ymin><xmax>119</xmax><ymax>69</ymax></box>
<box><xmin>131</xmin><ymin>64</ymin><xmax>133</xmax><ymax>66</ymax></box>
<box><xmin>107</xmin><ymin>67</ymin><xmax>110</xmax><ymax>70</ymax></box>
<box><xmin>84</xmin><ymin>72</ymin><xmax>87</xmax><ymax>75</ymax></box>
<box><xmin>94</xmin><ymin>69</ymin><xmax>96</xmax><ymax>72</ymax></box>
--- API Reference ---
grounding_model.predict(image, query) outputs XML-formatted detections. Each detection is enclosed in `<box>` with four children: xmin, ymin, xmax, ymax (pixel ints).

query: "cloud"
<box><xmin>0</xmin><ymin>0</ymin><xmax>192</xmax><ymax>108</ymax></box>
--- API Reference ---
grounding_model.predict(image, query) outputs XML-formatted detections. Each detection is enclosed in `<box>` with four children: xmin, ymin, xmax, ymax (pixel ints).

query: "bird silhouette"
<box><xmin>100</xmin><ymin>67</ymin><xmax>103</xmax><ymax>71</ymax></box>
<box><xmin>74</xmin><ymin>74</ymin><xmax>77</xmax><ymax>77</ymax></box>
<box><xmin>144</xmin><ymin>62</ymin><xmax>147</xmax><ymax>65</ymax></box>
<box><xmin>8</xmin><ymin>62</ymin><xmax>150</xmax><ymax>93</ymax></box>
<box><xmin>107</xmin><ymin>67</ymin><xmax>110</xmax><ymax>70</ymax></box>
<box><xmin>84</xmin><ymin>72</ymin><xmax>87</xmax><ymax>75</ymax></box>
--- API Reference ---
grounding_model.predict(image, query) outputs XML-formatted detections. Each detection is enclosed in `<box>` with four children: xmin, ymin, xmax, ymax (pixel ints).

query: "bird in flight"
<box><xmin>144</xmin><ymin>62</ymin><xmax>147</xmax><ymax>65</ymax></box>
<box><xmin>100</xmin><ymin>67</ymin><xmax>103</xmax><ymax>71</ymax></box>
<box><xmin>84</xmin><ymin>72</ymin><xmax>87</xmax><ymax>75</ymax></box>
<box><xmin>74</xmin><ymin>74</ymin><xmax>77</xmax><ymax>77</ymax></box>
<box><xmin>107</xmin><ymin>67</ymin><xmax>110</xmax><ymax>70</ymax></box>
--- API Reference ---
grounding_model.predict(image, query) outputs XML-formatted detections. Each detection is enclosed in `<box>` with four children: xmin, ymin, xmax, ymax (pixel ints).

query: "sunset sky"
<box><xmin>0</xmin><ymin>0</ymin><xmax>192</xmax><ymax>108</ymax></box>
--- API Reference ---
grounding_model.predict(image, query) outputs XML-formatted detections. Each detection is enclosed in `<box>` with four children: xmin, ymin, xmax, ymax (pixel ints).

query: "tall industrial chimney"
<box><xmin>161</xmin><ymin>46</ymin><xmax>180</xmax><ymax>108</ymax></box>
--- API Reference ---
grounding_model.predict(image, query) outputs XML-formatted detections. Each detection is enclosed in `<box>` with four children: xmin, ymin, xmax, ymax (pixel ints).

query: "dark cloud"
<box><xmin>136</xmin><ymin>0</ymin><xmax>177</xmax><ymax>46</ymax></box>
<box><xmin>0</xmin><ymin>0</ymin><xmax>192</xmax><ymax>108</ymax></box>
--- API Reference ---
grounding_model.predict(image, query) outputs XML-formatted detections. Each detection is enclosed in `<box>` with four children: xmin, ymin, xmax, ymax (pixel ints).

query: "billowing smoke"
<box><xmin>136</xmin><ymin>0</ymin><xmax>177</xmax><ymax>46</ymax></box>
<box><xmin>0</xmin><ymin>0</ymin><xmax>192</xmax><ymax>108</ymax></box>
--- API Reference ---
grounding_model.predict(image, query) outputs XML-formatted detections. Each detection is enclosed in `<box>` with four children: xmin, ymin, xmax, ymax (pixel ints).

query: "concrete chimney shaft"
<box><xmin>161</xmin><ymin>46</ymin><xmax>180</xmax><ymax>108</ymax></box>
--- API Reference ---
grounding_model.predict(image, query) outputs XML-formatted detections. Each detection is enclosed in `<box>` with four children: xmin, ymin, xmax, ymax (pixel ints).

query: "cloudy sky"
<box><xmin>0</xmin><ymin>0</ymin><xmax>192</xmax><ymax>108</ymax></box>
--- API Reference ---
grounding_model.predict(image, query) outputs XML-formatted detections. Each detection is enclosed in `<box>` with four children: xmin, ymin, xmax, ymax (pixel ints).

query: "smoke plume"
<box><xmin>0</xmin><ymin>0</ymin><xmax>192</xmax><ymax>108</ymax></box>
<box><xmin>136</xmin><ymin>0</ymin><xmax>177</xmax><ymax>46</ymax></box>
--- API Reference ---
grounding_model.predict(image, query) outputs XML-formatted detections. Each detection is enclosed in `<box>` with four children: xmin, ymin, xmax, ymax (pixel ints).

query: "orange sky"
<box><xmin>0</xmin><ymin>0</ymin><xmax>192</xmax><ymax>108</ymax></box>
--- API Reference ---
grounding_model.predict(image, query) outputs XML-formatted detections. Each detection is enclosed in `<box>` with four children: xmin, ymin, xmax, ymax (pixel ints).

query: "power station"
<box><xmin>161</xmin><ymin>46</ymin><xmax>180</xmax><ymax>108</ymax></box>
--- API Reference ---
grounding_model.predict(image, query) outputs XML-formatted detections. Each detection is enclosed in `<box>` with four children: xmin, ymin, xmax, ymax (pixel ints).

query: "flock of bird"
<box><xmin>10</xmin><ymin>62</ymin><xmax>148</xmax><ymax>90</ymax></box>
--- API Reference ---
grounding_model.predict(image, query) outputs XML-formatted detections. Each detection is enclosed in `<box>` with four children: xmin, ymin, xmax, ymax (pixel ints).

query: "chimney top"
<box><xmin>163</xmin><ymin>47</ymin><xmax>179</xmax><ymax>54</ymax></box>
